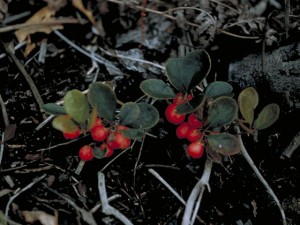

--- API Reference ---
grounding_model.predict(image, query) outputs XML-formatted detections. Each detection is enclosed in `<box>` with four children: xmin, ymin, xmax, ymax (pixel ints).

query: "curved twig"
<box><xmin>2</xmin><ymin>42</ymin><xmax>44</xmax><ymax>111</ymax></box>
<box><xmin>98</xmin><ymin>172</ymin><xmax>133</xmax><ymax>225</ymax></box>
<box><xmin>235</xmin><ymin>125</ymin><xmax>287</xmax><ymax>225</ymax></box>
<box><xmin>181</xmin><ymin>158</ymin><xmax>213</xmax><ymax>225</ymax></box>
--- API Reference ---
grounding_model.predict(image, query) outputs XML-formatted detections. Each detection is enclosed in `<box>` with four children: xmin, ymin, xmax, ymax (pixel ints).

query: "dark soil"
<box><xmin>1</xmin><ymin>1</ymin><xmax>300</xmax><ymax>225</ymax></box>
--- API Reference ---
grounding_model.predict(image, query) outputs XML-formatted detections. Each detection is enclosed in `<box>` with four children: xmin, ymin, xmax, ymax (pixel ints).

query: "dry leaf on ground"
<box><xmin>14</xmin><ymin>6</ymin><xmax>63</xmax><ymax>43</ymax></box>
<box><xmin>22</xmin><ymin>210</ymin><xmax>57</xmax><ymax>225</ymax></box>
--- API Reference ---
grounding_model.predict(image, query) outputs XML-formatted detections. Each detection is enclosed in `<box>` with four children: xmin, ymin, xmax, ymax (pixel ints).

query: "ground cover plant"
<box><xmin>0</xmin><ymin>1</ymin><xmax>300</xmax><ymax>225</ymax></box>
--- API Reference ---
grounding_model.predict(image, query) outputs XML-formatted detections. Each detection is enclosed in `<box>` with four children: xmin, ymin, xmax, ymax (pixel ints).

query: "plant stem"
<box><xmin>181</xmin><ymin>158</ymin><xmax>213</xmax><ymax>225</ymax></box>
<box><xmin>235</xmin><ymin>125</ymin><xmax>287</xmax><ymax>225</ymax></box>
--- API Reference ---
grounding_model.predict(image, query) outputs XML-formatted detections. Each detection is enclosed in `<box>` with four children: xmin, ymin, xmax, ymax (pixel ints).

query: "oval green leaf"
<box><xmin>64</xmin><ymin>90</ymin><xmax>89</xmax><ymax>125</ymax></box>
<box><xmin>166</xmin><ymin>50</ymin><xmax>211</xmax><ymax>93</ymax></box>
<box><xmin>207</xmin><ymin>96</ymin><xmax>238</xmax><ymax>128</ymax></box>
<box><xmin>207</xmin><ymin>133</ymin><xmax>241</xmax><ymax>156</ymax></box>
<box><xmin>129</xmin><ymin>103</ymin><xmax>159</xmax><ymax>129</ymax></box>
<box><xmin>205</xmin><ymin>81</ymin><xmax>233</xmax><ymax>98</ymax></box>
<box><xmin>42</xmin><ymin>103</ymin><xmax>66</xmax><ymax>115</ymax></box>
<box><xmin>238</xmin><ymin>87</ymin><xmax>259</xmax><ymax>125</ymax></box>
<box><xmin>87</xmin><ymin>108</ymin><xmax>98</xmax><ymax>130</ymax></box>
<box><xmin>176</xmin><ymin>94</ymin><xmax>205</xmax><ymax>114</ymax></box>
<box><xmin>119</xmin><ymin>102</ymin><xmax>140</xmax><ymax>125</ymax></box>
<box><xmin>120</xmin><ymin>128</ymin><xmax>144</xmax><ymax>141</ymax></box>
<box><xmin>88</xmin><ymin>82</ymin><xmax>117</xmax><ymax>121</ymax></box>
<box><xmin>52</xmin><ymin>115</ymin><xmax>78</xmax><ymax>133</ymax></box>
<box><xmin>254</xmin><ymin>103</ymin><xmax>280</xmax><ymax>130</ymax></box>
<box><xmin>140</xmin><ymin>79</ymin><xmax>176</xmax><ymax>99</ymax></box>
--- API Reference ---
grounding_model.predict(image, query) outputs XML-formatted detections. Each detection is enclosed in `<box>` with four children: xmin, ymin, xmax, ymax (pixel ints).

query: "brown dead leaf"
<box><xmin>15</xmin><ymin>6</ymin><xmax>63</xmax><ymax>43</ymax></box>
<box><xmin>0</xmin><ymin>124</ymin><xmax>16</xmax><ymax>144</ymax></box>
<box><xmin>72</xmin><ymin>0</ymin><xmax>96</xmax><ymax>26</ymax></box>
<box><xmin>0</xmin><ymin>189</ymin><xmax>13</xmax><ymax>198</ymax></box>
<box><xmin>0</xmin><ymin>0</ymin><xmax>8</xmax><ymax>14</ymax></box>
<box><xmin>22</xmin><ymin>210</ymin><xmax>56</xmax><ymax>225</ymax></box>
<box><xmin>24</xmin><ymin>153</ymin><xmax>41</xmax><ymax>161</ymax></box>
<box><xmin>24</xmin><ymin>41</ymin><xmax>37</xmax><ymax>57</ymax></box>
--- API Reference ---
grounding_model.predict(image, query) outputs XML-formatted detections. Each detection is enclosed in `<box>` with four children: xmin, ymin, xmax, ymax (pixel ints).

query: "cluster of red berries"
<box><xmin>165</xmin><ymin>93</ymin><xmax>205</xmax><ymax>159</ymax></box>
<box><xmin>63</xmin><ymin>118</ymin><xmax>131</xmax><ymax>161</ymax></box>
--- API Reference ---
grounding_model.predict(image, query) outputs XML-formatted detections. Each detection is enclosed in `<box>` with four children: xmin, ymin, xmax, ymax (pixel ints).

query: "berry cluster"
<box><xmin>165</xmin><ymin>93</ymin><xmax>205</xmax><ymax>159</ymax></box>
<box><xmin>63</xmin><ymin>118</ymin><xmax>131</xmax><ymax>161</ymax></box>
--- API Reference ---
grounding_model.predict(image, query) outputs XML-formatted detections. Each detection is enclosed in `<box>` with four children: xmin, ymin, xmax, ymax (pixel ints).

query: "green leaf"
<box><xmin>120</xmin><ymin>128</ymin><xmax>144</xmax><ymax>141</ymax></box>
<box><xmin>88</xmin><ymin>82</ymin><xmax>117</xmax><ymax>121</ymax></box>
<box><xmin>64</xmin><ymin>90</ymin><xmax>89</xmax><ymax>125</ymax></box>
<box><xmin>166</xmin><ymin>50</ymin><xmax>211</xmax><ymax>93</ymax></box>
<box><xmin>42</xmin><ymin>103</ymin><xmax>66</xmax><ymax>115</ymax></box>
<box><xmin>207</xmin><ymin>133</ymin><xmax>241</xmax><ymax>156</ymax></box>
<box><xmin>87</xmin><ymin>108</ymin><xmax>98</xmax><ymax>130</ymax></box>
<box><xmin>207</xmin><ymin>96</ymin><xmax>238</xmax><ymax>128</ymax></box>
<box><xmin>119</xmin><ymin>102</ymin><xmax>140</xmax><ymax>125</ymax></box>
<box><xmin>205</xmin><ymin>81</ymin><xmax>233</xmax><ymax>98</ymax></box>
<box><xmin>176</xmin><ymin>94</ymin><xmax>205</xmax><ymax>114</ymax></box>
<box><xmin>254</xmin><ymin>103</ymin><xmax>280</xmax><ymax>130</ymax></box>
<box><xmin>238</xmin><ymin>87</ymin><xmax>259</xmax><ymax>125</ymax></box>
<box><xmin>92</xmin><ymin>146</ymin><xmax>106</xmax><ymax>159</ymax></box>
<box><xmin>52</xmin><ymin>115</ymin><xmax>78</xmax><ymax>133</ymax></box>
<box><xmin>129</xmin><ymin>103</ymin><xmax>159</xmax><ymax>129</ymax></box>
<box><xmin>140</xmin><ymin>79</ymin><xmax>176</xmax><ymax>99</ymax></box>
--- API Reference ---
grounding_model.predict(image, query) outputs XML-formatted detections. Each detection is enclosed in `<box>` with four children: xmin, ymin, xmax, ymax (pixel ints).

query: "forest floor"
<box><xmin>0</xmin><ymin>1</ymin><xmax>300</xmax><ymax>225</ymax></box>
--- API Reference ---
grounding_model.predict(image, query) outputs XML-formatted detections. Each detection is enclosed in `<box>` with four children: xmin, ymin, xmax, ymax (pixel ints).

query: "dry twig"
<box><xmin>181</xmin><ymin>158</ymin><xmax>212</xmax><ymax>225</ymax></box>
<box><xmin>235</xmin><ymin>125</ymin><xmax>287</xmax><ymax>225</ymax></box>
<box><xmin>98</xmin><ymin>172</ymin><xmax>133</xmax><ymax>225</ymax></box>
<box><xmin>282</xmin><ymin>130</ymin><xmax>300</xmax><ymax>158</ymax></box>
<box><xmin>2</xmin><ymin>42</ymin><xmax>44</xmax><ymax>110</ymax></box>
<box><xmin>5</xmin><ymin>174</ymin><xmax>47</xmax><ymax>217</ymax></box>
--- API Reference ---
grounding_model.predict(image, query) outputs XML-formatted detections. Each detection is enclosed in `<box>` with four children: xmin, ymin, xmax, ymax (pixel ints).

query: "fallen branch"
<box><xmin>148</xmin><ymin>168</ymin><xmax>204</xmax><ymax>224</ymax></box>
<box><xmin>98</xmin><ymin>172</ymin><xmax>133</xmax><ymax>225</ymax></box>
<box><xmin>181</xmin><ymin>158</ymin><xmax>212</xmax><ymax>225</ymax></box>
<box><xmin>2</xmin><ymin>42</ymin><xmax>44</xmax><ymax>111</ymax></box>
<box><xmin>45</xmin><ymin>185</ymin><xmax>97</xmax><ymax>225</ymax></box>
<box><xmin>5</xmin><ymin>174</ymin><xmax>47</xmax><ymax>217</ymax></box>
<box><xmin>235</xmin><ymin>125</ymin><xmax>287</xmax><ymax>225</ymax></box>
<box><xmin>282</xmin><ymin>130</ymin><xmax>300</xmax><ymax>158</ymax></box>
<box><xmin>148</xmin><ymin>168</ymin><xmax>186</xmax><ymax>205</ymax></box>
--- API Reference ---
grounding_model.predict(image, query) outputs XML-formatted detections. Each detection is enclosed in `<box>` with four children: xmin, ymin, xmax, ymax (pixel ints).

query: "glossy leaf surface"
<box><xmin>238</xmin><ymin>87</ymin><xmax>259</xmax><ymax>125</ymax></box>
<box><xmin>166</xmin><ymin>50</ymin><xmax>210</xmax><ymax>93</ymax></box>
<box><xmin>119</xmin><ymin>102</ymin><xmax>140</xmax><ymax>126</ymax></box>
<box><xmin>140</xmin><ymin>79</ymin><xmax>176</xmax><ymax>99</ymax></box>
<box><xmin>52</xmin><ymin>115</ymin><xmax>78</xmax><ymax>132</ymax></box>
<box><xmin>129</xmin><ymin>103</ymin><xmax>159</xmax><ymax>129</ymax></box>
<box><xmin>42</xmin><ymin>103</ymin><xmax>66</xmax><ymax>115</ymax></box>
<box><xmin>176</xmin><ymin>94</ymin><xmax>205</xmax><ymax>114</ymax></box>
<box><xmin>205</xmin><ymin>81</ymin><xmax>233</xmax><ymax>98</ymax></box>
<box><xmin>207</xmin><ymin>133</ymin><xmax>240</xmax><ymax>156</ymax></box>
<box><xmin>88</xmin><ymin>82</ymin><xmax>117</xmax><ymax>121</ymax></box>
<box><xmin>207</xmin><ymin>96</ymin><xmax>238</xmax><ymax>128</ymax></box>
<box><xmin>64</xmin><ymin>89</ymin><xmax>89</xmax><ymax>124</ymax></box>
<box><xmin>254</xmin><ymin>103</ymin><xmax>280</xmax><ymax>130</ymax></box>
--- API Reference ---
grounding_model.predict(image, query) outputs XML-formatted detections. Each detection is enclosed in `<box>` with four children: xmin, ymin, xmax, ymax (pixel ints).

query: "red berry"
<box><xmin>186</xmin><ymin>128</ymin><xmax>202</xmax><ymax>142</ymax></box>
<box><xmin>116</xmin><ymin>125</ymin><xmax>128</xmax><ymax>131</ymax></box>
<box><xmin>173</xmin><ymin>93</ymin><xmax>193</xmax><ymax>105</ymax></box>
<box><xmin>106</xmin><ymin>132</ymin><xmax>118</xmax><ymax>150</ymax></box>
<box><xmin>91</xmin><ymin>118</ymin><xmax>103</xmax><ymax>131</ymax></box>
<box><xmin>187</xmin><ymin>142</ymin><xmax>205</xmax><ymax>159</ymax></box>
<box><xmin>113</xmin><ymin>132</ymin><xmax>131</xmax><ymax>150</ymax></box>
<box><xmin>99</xmin><ymin>143</ymin><xmax>114</xmax><ymax>157</ymax></box>
<box><xmin>79</xmin><ymin>145</ymin><xmax>94</xmax><ymax>161</ymax></box>
<box><xmin>188</xmin><ymin>113</ymin><xmax>203</xmax><ymax>128</ymax></box>
<box><xmin>63</xmin><ymin>127</ymin><xmax>80</xmax><ymax>140</ymax></box>
<box><xmin>165</xmin><ymin>104</ymin><xmax>186</xmax><ymax>125</ymax></box>
<box><xmin>91</xmin><ymin>125</ymin><xmax>108</xmax><ymax>141</ymax></box>
<box><xmin>176</xmin><ymin>122</ymin><xmax>190</xmax><ymax>139</ymax></box>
